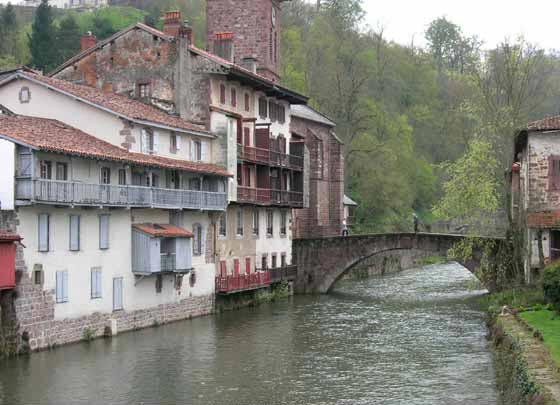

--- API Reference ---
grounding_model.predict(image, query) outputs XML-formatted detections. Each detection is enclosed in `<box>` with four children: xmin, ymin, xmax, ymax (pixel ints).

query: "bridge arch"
<box><xmin>293</xmin><ymin>233</ymin><xmax>494</xmax><ymax>294</ymax></box>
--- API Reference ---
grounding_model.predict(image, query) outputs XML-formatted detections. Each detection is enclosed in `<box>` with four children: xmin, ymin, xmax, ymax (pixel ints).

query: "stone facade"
<box><xmin>291</xmin><ymin>112</ymin><xmax>344</xmax><ymax>239</ymax></box>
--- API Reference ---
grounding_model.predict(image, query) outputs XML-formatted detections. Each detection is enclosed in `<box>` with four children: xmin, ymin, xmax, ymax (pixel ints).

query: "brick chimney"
<box><xmin>164</xmin><ymin>10</ymin><xmax>182</xmax><ymax>38</ymax></box>
<box><xmin>80</xmin><ymin>32</ymin><xmax>97</xmax><ymax>52</ymax></box>
<box><xmin>214</xmin><ymin>32</ymin><xmax>234</xmax><ymax>62</ymax></box>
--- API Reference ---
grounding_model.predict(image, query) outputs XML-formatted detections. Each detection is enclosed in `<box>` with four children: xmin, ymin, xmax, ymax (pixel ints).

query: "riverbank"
<box><xmin>484</xmin><ymin>290</ymin><xmax>560</xmax><ymax>405</ymax></box>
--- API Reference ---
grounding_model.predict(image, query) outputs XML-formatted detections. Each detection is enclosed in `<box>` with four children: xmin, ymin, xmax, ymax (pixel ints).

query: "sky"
<box><xmin>0</xmin><ymin>0</ymin><xmax>558</xmax><ymax>51</ymax></box>
<box><xmin>361</xmin><ymin>0</ymin><xmax>560</xmax><ymax>50</ymax></box>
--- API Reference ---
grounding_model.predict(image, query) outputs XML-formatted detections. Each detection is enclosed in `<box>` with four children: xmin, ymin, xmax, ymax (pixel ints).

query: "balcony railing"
<box><xmin>268</xmin><ymin>265</ymin><xmax>297</xmax><ymax>284</ymax></box>
<box><xmin>237</xmin><ymin>186</ymin><xmax>303</xmax><ymax>207</ymax></box>
<box><xmin>215</xmin><ymin>271</ymin><xmax>271</xmax><ymax>294</ymax></box>
<box><xmin>16</xmin><ymin>178</ymin><xmax>227</xmax><ymax>211</ymax></box>
<box><xmin>237</xmin><ymin>145</ymin><xmax>304</xmax><ymax>170</ymax></box>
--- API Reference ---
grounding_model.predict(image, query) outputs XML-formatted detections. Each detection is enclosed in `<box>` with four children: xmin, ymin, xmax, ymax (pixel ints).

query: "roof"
<box><xmin>49</xmin><ymin>23</ymin><xmax>172</xmax><ymax>76</ymax></box>
<box><xmin>0</xmin><ymin>71</ymin><xmax>212</xmax><ymax>137</ymax></box>
<box><xmin>0</xmin><ymin>115</ymin><xmax>231</xmax><ymax>177</ymax></box>
<box><xmin>344</xmin><ymin>195</ymin><xmax>358</xmax><ymax>206</ymax></box>
<box><xmin>0</xmin><ymin>66</ymin><xmax>39</xmax><ymax>82</ymax></box>
<box><xmin>291</xmin><ymin>105</ymin><xmax>336</xmax><ymax>127</ymax></box>
<box><xmin>526</xmin><ymin>115</ymin><xmax>560</xmax><ymax>132</ymax></box>
<box><xmin>0</xmin><ymin>233</ymin><xmax>22</xmax><ymax>242</ymax></box>
<box><xmin>133</xmin><ymin>223</ymin><xmax>193</xmax><ymax>238</ymax></box>
<box><xmin>48</xmin><ymin>21</ymin><xmax>308</xmax><ymax>105</ymax></box>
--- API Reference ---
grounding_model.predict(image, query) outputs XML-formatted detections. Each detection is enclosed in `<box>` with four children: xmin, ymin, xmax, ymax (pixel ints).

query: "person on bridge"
<box><xmin>342</xmin><ymin>219</ymin><xmax>349</xmax><ymax>237</ymax></box>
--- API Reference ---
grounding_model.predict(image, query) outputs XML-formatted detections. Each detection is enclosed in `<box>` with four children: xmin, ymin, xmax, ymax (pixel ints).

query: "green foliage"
<box><xmin>56</xmin><ymin>14</ymin><xmax>81</xmax><ymax>64</ymax></box>
<box><xmin>74</xmin><ymin>7</ymin><xmax>147</xmax><ymax>40</ymax></box>
<box><xmin>0</xmin><ymin>3</ymin><xmax>18</xmax><ymax>57</ymax></box>
<box><xmin>28</xmin><ymin>0</ymin><xmax>57</xmax><ymax>72</ymax></box>
<box><xmin>543</xmin><ymin>262</ymin><xmax>560</xmax><ymax>310</ymax></box>
<box><xmin>82</xmin><ymin>327</ymin><xmax>95</xmax><ymax>341</ymax></box>
<box><xmin>0</xmin><ymin>55</ymin><xmax>17</xmax><ymax>70</ymax></box>
<box><xmin>521</xmin><ymin>310</ymin><xmax>560</xmax><ymax>367</ymax></box>
<box><xmin>480</xmin><ymin>288</ymin><xmax>545</xmax><ymax>316</ymax></box>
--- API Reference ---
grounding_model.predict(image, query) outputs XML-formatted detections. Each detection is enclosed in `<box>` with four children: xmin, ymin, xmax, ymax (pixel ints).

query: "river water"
<box><xmin>0</xmin><ymin>263</ymin><xmax>497</xmax><ymax>405</ymax></box>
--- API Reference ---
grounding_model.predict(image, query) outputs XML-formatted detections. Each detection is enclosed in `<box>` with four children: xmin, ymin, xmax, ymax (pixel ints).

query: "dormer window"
<box><xmin>137</xmin><ymin>82</ymin><xmax>150</xmax><ymax>99</ymax></box>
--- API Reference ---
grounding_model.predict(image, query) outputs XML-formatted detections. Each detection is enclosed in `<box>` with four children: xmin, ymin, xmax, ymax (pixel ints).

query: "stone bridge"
<box><xmin>293</xmin><ymin>233</ymin><xmax>505</xmax><ymax>294</ymax></box>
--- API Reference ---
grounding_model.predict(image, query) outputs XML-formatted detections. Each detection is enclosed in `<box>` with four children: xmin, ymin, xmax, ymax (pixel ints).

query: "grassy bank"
<box><xmin>520</xmin><ymin>310</ymin><xmax>560</xmax><ymax>368</ymax></box>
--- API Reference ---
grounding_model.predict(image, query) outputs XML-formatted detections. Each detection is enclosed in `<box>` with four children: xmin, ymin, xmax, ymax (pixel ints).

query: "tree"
<box><xmin>28</xmin><ymin>0</ymin><xmax>57</xmax><ymax>72</ymax></box>
<box><xmin>0</xmin><ymin>3</ymin><xmax>17</xmax><ymax>57</ymax></box>
<box><xmin>56</xmin><ymin>14</ymin><xmax>81</xmax><ymax>65</ymax></box>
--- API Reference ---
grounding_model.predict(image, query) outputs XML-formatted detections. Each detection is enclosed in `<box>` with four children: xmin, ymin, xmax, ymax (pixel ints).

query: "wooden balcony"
<box><xmin>268</xmin><ymin>265</ymin><xmax>297</xmax><ymax>284</ymax></box>
<box><xmin>16</xmin><ymin>178</ymin><xmax>227</xmax><ymax>211</ymax></box>
<box><xmin>237</xmin><ymin>145</ymin><xmax>304</xmax><ymax>171</ymax></box>
<box><xmin>215</xmin><ymin>271</ymin><xmax>271</xmax><ymax>295</ymax></box>
<box><xmin>237</xmin><ymin>186</ymin><xmax>303</xmax><ymax>207</ymax></box>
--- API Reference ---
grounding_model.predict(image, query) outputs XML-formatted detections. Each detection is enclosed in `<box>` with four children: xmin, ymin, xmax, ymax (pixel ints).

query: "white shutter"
<box><xmin>69</xmin><ymin>215</ymin><xmax>80</xmax><ymax>251</ymax></box>
<box><xmin>63</xmin><ymin>271</ymin><xmax>69</xmax><ymax>302</ymax></box>
<box><xmin>153</xmin><ymin>132</ymin><xmax>159</xmax><ymax>153</ymax></box>
<box><xmin>99</xmin><ymin>215</ymin><xmax>110</xmax><ymax>249</ymax></box>
<box><xmin>200</xmin><ymin>225</ymin><xmax>206</xmax><ymax>260</ymax></box>
<box><xmin>38</xmin><ymin>214</ymin><xmax>49</xmax><ymax>252</ymax></box>
<box><xmin>141</xmin><ymin>129</ymin><xmax>148</xmax><ymax>153</ymax></box>
<box><xmin>113</xmin><ymin>277</ymin><xmax>123</xmax><ymax>310</ymax></box>
<box><xmin>201</xmin><ymin>141</ymin><xmax>208</xmax><ymax>162</ymax></box>
<box><xmin>56</xmin><ymin>271</ymin><xmax>63</xmax><ymax>302</ymax></box>
<box><xmin>190</xmin><ymin>140</ymin><xmax>195</xmax><ymax>161</ymax></box>
<box><xmin>176</xmin><ymin>135</ymin><xmax>182</xmax><ymax>151</ymax></box>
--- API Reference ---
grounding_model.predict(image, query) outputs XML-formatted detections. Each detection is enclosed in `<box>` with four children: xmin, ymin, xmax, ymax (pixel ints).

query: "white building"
<box><xmin>0</xmin><ymin>70</ymin><xmax>230</xmax><ymax>350</ymax></box>
<box><xmin>20</xmin><ymin>0</ymin><xmax>108</xmax><ymax>9</ymax></box>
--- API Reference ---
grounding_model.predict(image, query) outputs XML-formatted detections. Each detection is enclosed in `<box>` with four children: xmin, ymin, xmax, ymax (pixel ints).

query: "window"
<box><xmin>19</xmin><ymin>86</ymin><xmax>30</xmax><ymax>103</ymax></box>
<box><xmin>91</xmin><ymin>267</ymin><xmax>102</xmax><ymax>299</ymax></box>
<box><xmin>99</xmin><ymin>215</ymin><xmax>110</xmax><ymax>250</ymax></box>
<box><xmin>100</xmin><ymin>167</ymin><xmax>111</xmax><ymax>185</ymax></box>
<box><xmin>316</xmin><ymin>139</ymin><xmax>324</xmax><ymax>178</ymax></box>
<box><xmin>259</xmin><ymin>97</ymin><xmax>268</xmax><ymax>118</ymax></box>
<box><xmin>236</xmin><ymin>208</ymin><xmax>244</xmax><ymax>236</ymax></box>
<box><xmin>281</xmin><ymin>253</ymin><xmax>287</xmax><ymax>268</ymax></box>
<box><xmin>155</xmin><ymin>274</ymin><xmax>163</xmax><ymax>294</ymax></box>
<box><xmin>169</xmin><ymin>170</ymin><xmax>180</xmax><ymax>189</ymax></box>
<box><xmin>113</xmin><ymin>277</ymin><xmax>123</xmax><ymax>311</ymax></box>
<box><xmin>40</xmin><ymin>160</ymin><xmax>52</xmax><ymax>179</ymax></box>
<box><xmin>278</xmin><ymin>104</ymin><xmax>286</xmax><ymax>124</ymax></box>
<box><xmin>170</xmin><ymin>133</ymin><xmax>181</xmax><ymax>153</ymax></box>
<box><xmin>219</xmin><ymin>260</ymin><xmax>227</xmax><ymax>277</ymax></box>
<box><xmin>56</xmin><ymin>162</ymin><xmax>68</xmax><ymax>181</ymax></box>
<box><xmin>33</xmin><ymin>265</ymin><xmax>44</xmax><ymax>286</ymax></box>
<box><xmin>192</xmin><ymin>140</ymin><xmax>202</xmax><ymax>161</ymax></box>
<box><xmin>56</xmin><ymin>271</ymin><xmax>69</xmax><ymax>303</ymax></box>
<box><xmin>219</xmin><ymin>213</ymin><xmax>227</xmax><ymax>237</ymax></box>
<box><xmin>266</xmin><ymin>210</ymin><xmax>274</xmax><ymax>236</ymax></box>
<box><xmin>138</xmin><ymin>82</ymin><xmax>150</xmax><ymax>98</ymax></box>
<box><xmin>269</xmin><ymin>101</ymin><xmax>277</xmax><ymax>122</ymax></box>
<box><xmin>189</xmin><ymin>178</ymin><xmax>201</xmax><ymax>191</ymax></box>
<box><xmin>243</xmin><ymin>127</ymin><xmax>251</xmax><ymax>146</ymax></box>
<box><xmin>549</xmin><ymin>156</ymin><xmax>560</xmax><ymax>190</ymax></box>
<box><xmin>272</xmin><ymin>254</ymin><xmax>277</xmax><ymax>268</ymax></box>
<box><xmin>142</xmin><ymin>128</ymin><xmax>157</xmax><ymax>154</ymax></box>
<box><xmin>280</xmin><ymin>211</ymin><xmax>287</xmax><ymax>236</ymax></box>
<box><xmin>220</xmin><ymin>84</ymin><xmax>226</xmax><ymax>104</ymax></box>
<box><xmin>118</xmin><ymin>169</ymin><xmax>126</xmax><ymax>186</ymax></box>
<box><xmin>261</xmin><ymin>255</ymin><xmax>268</xmax><ymax>270</ymax></box>
<box><xmin>234</xmin><ymin>258</ymin><xmax>240</xmax><ymax>275</ymax></box>
<box><xmin>151</xmin><ymin>173</ymin><xmax>160</xmax><ymax>188</ymax></box>
<box><xmin>252</xmin><ymin>209</ymin><xmax>259</xmax><ymax>236</ymax></box>
<box><xmin>38</xmin><ymin>213</ymin><xmax>49</xmax><ymax>252</ymax></box>
<box><xmin>231</xmin><ymin>87</ymin><xmax>237</xmax><ymax>107</ymax></box>
<box><xmin>193</xmin><ymin>223</ymin><xmax>203</xmax><ymax>256</ymax></box>
<box><xmin>245</xmin><ymin>93</ymin><xmax>250</xmax><ymax>112</ymax></box>
<box><xmin>69</xmin><ymin>215</ymin><xmax>80</xmax><ymax>251</ymax></box>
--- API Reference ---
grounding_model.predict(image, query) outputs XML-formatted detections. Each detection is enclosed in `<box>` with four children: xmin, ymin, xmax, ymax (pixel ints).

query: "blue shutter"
<box><xmin>56</xmin><ymin>271</ymin><xmax>62</xmax><ymax>303</ymax></box>
<box><xmin>57</xmin><ymin>271</ymin><xmax>68</xmax><ymax>303</ymax></box>
<box><xmin>69</xmin><ymin>215</ymin><xmax>80</xmax><ymax>251</ymax></box>
<box><xmin>38</xmin><ymin>214</ymin><xmax>49</xmax><ymax>252</ymax></box>
<box><xmin>200</xmin><ymin>225</ymin><xmax>206</xmax><ymax>260</ymax></box>
<box><xmin>62</xmin><ymin>271</ymin><xmax>69</xmax><ymax>302</ymax></box>
<box><xmin>113</xmin><ymin>277</ymin><xmax>123</xmax><ymax>310</ymax></box>
<box><xmin>99</xmin><ymin>215</ymin><xmax>110</xmax><ymax>249</ymax></box>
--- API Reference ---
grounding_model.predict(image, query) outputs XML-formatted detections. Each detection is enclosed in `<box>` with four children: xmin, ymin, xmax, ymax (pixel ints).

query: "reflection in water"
<box><xmin>0</xmin><ymin>263</ymin><xmax>496</xmax><ymax>405</ymax></box>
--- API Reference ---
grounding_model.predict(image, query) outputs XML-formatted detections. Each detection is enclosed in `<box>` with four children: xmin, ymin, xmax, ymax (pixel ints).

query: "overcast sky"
<box><xmin>1</xmin><ymin>0</ymin><xmax>558</xmax><ymax>51</ymax></box>
<box><xmin>361</xmin><ymin>0</ymin><xmax>559</xmax><ymax>50</ymax></box>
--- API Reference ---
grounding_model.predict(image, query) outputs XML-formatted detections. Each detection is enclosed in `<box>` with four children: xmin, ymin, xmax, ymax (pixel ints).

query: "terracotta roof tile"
<box><xmin>526</xmin><ymin>116</ymin><xmax>560</xmax><ymax>131</ymax></box>
<box><xmin>10</xmin><ymin>72</ymin><xmax>211</xmax><ymax>136</ymax></box>
<box><xmin>0</xmin><ymin>115</ymin><xmax>231</xmax><ymax>177</ymax></box>
<box><xmin>133</xmin><ymin>223</ymin><xmax>193</xmax><ymax>238</ymax></box>
<box><xmin>0</xmin><ymin>233</ymin><xmax>22</xmax><ymax>242</ymax></box>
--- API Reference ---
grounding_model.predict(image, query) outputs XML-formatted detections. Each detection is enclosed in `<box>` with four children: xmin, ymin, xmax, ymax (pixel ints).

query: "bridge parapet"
<box><xmin>293</xmin><ymin>233</ymin><xmax>503</xmax><ymax>294</ymax></box>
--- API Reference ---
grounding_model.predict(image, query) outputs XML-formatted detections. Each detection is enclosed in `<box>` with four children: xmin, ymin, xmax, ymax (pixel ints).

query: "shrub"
<box><xmin>543</xmin><ymin>262</ymin><xmax>560</xmax><ymax>310</ymax></box>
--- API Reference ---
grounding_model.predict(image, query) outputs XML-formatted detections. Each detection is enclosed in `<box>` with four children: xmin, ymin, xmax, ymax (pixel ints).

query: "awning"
<box><xmin>132</xmin><ymin>224</ymin><xmax>193</xmax><ymax>238</ymax></box>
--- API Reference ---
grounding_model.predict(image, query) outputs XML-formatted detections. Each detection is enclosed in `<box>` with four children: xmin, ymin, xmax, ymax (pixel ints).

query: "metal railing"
<box><xmin>237</xmin><ymin>186</ymin><xmax>303</xmax><ymax>207</ymax></box>
<box><xmin>215</xmin><ymin>271</ymin><xmax>271</xmax><ymax>294</ymax></box>
<box><xmin>237</xmin><ymin>144</ymin><xmax>304</xmax><ymax>170</ymax></box>
<box><xmin>16</xmin><ymin>178</ymin><xmax>227</xmax><ymax>211</ymax></box>
<box><xmin>160</xmin><ymin>253</ymin><xmax>177</xmax><ymax>272</ymax></box>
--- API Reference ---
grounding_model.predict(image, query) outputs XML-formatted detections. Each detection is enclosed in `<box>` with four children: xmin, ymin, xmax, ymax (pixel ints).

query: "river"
<box><xmin>0</xmin><ymin>263</ymin><xmax>497</xmax><ymax>405</ymax></box>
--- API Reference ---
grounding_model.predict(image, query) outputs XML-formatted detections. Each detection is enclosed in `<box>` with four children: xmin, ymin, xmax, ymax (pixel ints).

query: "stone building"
<box><xmin>291</xmin><ymin>105</ymin><xmax>345</xmax><ymax>239</ymax></box>
<box><xmin>0</xmin><ymin>71</ymin><xmax>229</xmax><ymax>351</ymax></box>
<box><xmin>512</xmin><ymin>115</ymin><xmax>560</xmax><ymax>283</ymax></box>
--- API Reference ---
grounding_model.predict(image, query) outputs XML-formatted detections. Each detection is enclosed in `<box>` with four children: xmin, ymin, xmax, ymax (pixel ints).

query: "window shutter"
<box><xmin>99</xmin><ymin>215</ymin><xmax>109</xmax><ymax>249</ymax></box>
<box><xmin>69</xmin><ymin>215</ymin><xmax>80</xmax><ymax>251</ymax></box>
<box><xmin>555</xmin><ymin>158</ymin><xmax>560</xmax><ymax>190</ymax></box>
<box><xmin>220</xmin><ymin>260</ymin><xmax>227</xmax><ymax>277</ymax></box>
<box><xmin>234</xmin><ymin>259</ymin><xmax>240</xmax><ymax>275</ymax></box>
<box><xmin>141</xmin><ymin>129</ymin><xmax>148</xmax><ymax>153</ymax></box>
<box><xmin>38</xmin><ymin>214</ymin><xmax>49</xmax><ymax>252</ymax></box>
<box><xmin>245</xmin><ymin>257</ymin><xmax>251</xmax><ymax>274</ymax></box>
<box><xmin>193</xmin><ymin>224</ymin><xmax>200</xmax><ymax>256</ymax></box>
<box><xmin>175</xmin><ymin>135</ymin><xmax>181</xmax><ymax>151</ymax></box>
<box><xmin>152</xmin><ymin>132</ymin><xmax>159</xmax><ymax>153</ymax></box>
<box><xmin>62</xmin><ymin>271</ymin><xmax>69</xmax><ymax>302</ymax></box>
<box><xmin>56</xmin><ymin>271</ymin><xmax>63</xmax><ymax>303</ymax></box>
<box><xmin>201</xmin><ymin>141</ymin><xmax>208</xmax><ymax>162</ymax></box>
<box><xmin>113</xmin><ymin>277</ymin><xmax>123</xmax><ymax>310</ymax></box>
<box><xmin>96</xmin><ymin>270</ymin><xmax>102</xmax><ymax>298</ymax></box>
<box><xmin>200</xmin><ymin>225</ymin><xmax>206</xmax><ymax>258</ymax></box>
<box><xmin>190</xmin><ymin>140</ymin><xmax>196</xmax><ymax>161</ymax></box>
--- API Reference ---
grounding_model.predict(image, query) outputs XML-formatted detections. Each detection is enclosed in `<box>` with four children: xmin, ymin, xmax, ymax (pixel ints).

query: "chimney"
<box><xmin>80</xmin><ymin>32</ymin><xmax>97</xmax><ymax>52</ymax></box>
<box><xmin>242</xmin><ymin>57</ymin><xmax>257</xmax><ymax>74</ymax></box>
<box><xmin>214</xmin><ymin>32</ymin><xmax>234</xmax><ymax>62</ymax></box>
<box><xmin>182</xmin><ymin>20</ymin><xmax>194</xmax><ymax>45</ymax></box>
<box><xmin>164</xmin><ymin>11</ymin><xmax>182</xmax><ymax>38</ymax></box>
